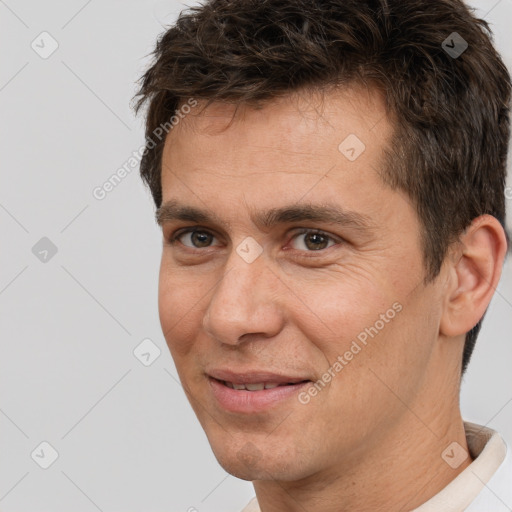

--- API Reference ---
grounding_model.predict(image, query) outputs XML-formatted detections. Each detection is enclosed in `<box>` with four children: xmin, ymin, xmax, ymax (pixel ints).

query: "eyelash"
<box><xmin>166</xmin><ymin>227</ymin><xmax>342</xmax><ymax>254</ymax></box>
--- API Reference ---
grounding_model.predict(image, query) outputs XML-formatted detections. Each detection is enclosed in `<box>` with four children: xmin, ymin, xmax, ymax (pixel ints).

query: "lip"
<box><xmin>207</xmin><ymin>369</ymin><xmax>312</xmax><ymax>414</ymax></box>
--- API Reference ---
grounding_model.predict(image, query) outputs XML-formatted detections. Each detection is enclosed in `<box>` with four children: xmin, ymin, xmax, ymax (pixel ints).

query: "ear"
<box><xmin>440</xmin><ymin>215</ymin><xmax>508</xmax><ymax>337</ymax></box>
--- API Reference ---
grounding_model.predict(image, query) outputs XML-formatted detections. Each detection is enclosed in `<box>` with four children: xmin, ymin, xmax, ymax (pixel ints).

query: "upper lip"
<box><xmin>207</xmin><ymin>368</ymin><xmax>311</xmax><ymax>385</ymax></box>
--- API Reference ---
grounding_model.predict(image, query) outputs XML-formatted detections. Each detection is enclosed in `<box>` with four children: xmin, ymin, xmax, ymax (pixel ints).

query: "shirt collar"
<box><xmin>412</xmin><ymin>421</ymin><xmax>508</xmax><ymax>511</ymax></box>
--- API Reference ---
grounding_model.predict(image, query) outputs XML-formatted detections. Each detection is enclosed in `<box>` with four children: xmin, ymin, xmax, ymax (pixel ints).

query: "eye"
<box><xmin>290</xmin><ymin>229</ymin><xmax>339</xmax><ymax>251</ymax></box>
<box><xmin>169</xmin><ymin>228</ymin><xmax>220</xmax><ymax>249</ymax></box>
<box><xmin>167</xmin><ymin>227</ymin><xmax>342</xmax><ymax>253</ymax></box>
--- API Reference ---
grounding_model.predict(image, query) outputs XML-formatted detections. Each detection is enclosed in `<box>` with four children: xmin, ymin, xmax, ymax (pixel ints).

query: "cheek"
<box><xmin>286</xmin><ymin>270</ymin><xmax>397</xmax><ymax>358</ymax></box>
<box><xmin>158</xmin><ymin>262</ymin><xmax>207</xmax><ymax>359</ymax></box>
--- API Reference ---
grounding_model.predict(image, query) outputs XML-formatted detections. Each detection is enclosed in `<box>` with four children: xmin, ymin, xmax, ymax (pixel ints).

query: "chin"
<box><xmin>217</xmin><ymin>460</ymin><xmax>267</xmax><ymax>482</ymax></box>
<box><xmin>209</xmin><ymin>437</ymin><xmax>307</xmax><ymax>482</ymax></box>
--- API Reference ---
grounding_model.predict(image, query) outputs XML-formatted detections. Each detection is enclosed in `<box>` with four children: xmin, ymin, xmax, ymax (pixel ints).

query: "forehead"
<box><xmin>159</xmin><ymin>87</ymin><xmax>397</xmax><ymax>228</ymax></box>
<box><xmin>164</xmin><ymin>86</ymin><xmax>392</xmax><ymax>169</ymax></box>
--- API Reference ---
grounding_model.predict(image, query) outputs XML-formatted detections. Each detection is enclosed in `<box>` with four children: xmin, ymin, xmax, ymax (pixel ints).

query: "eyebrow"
<box><xmin>156</xmin><ymin>199</ymin><xmax>374</xmax><ymax>233</ymax></box>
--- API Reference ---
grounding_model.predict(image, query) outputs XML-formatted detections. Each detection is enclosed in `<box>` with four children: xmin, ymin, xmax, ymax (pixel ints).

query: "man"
<box><xmin>134</xmin><ymin>0</ymin><xmax>511</xmax><ymax>510</ymax></box>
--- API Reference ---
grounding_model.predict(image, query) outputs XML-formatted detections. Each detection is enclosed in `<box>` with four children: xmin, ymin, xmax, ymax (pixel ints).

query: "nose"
<box><xmin>202</xmin><ymin>248</ymin><xmax>284</xmax><ymax>346</ymax></box>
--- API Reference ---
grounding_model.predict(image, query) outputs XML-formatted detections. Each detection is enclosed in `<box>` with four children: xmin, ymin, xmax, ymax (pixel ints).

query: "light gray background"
<box><xmin>0</xmin><ymin>1</ymin><xmax>511</xmax><ymax>511</ymax></box>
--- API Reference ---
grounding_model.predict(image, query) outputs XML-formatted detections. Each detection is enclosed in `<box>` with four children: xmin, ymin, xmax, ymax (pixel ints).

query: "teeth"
<box><xmin>222</xmin><ymin>381</ymin><xmax>284</xmax><ymax>391</ymax></box>
<box><xmin>245</xmin><ymin>383</ymin><xmax>265</xmax><ymax>391</ymax></box>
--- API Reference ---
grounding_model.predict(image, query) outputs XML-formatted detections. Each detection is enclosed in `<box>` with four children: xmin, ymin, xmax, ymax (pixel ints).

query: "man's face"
<box><xmin>158</xmin><ymin>87</ymin><xmax>445</xmax><ymax>481</ymax></box>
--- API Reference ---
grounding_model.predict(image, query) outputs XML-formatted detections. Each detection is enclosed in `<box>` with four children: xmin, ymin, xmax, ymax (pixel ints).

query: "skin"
<box><xmin>157</xmin><ymin>86</ymin><xmax>507</xmax><ymax>512</ymax></box>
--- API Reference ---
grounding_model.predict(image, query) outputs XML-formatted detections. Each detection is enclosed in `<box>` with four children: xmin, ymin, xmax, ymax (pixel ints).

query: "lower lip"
<box><xmin>208</xmin><ymin>377</ymin><xmax>311</xmax><ymax>414</ymax></box>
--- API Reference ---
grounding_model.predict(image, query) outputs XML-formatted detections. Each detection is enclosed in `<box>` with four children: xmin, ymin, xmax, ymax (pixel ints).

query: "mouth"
<box><xmin>206</xmin><ymin>370</ymin><xmax>313</xmax><ymax>413</ymax></box>
<box><xmin>218</xmin><ymin>380</ymin><xmax>309</xmax><ymax>391</ymax></box>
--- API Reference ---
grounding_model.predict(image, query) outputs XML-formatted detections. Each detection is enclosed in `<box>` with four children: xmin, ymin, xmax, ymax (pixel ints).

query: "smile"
<box><xmin>208</xmin><ymin>374</ymin><xmax>312</xmax><ymax>414</ymax></box>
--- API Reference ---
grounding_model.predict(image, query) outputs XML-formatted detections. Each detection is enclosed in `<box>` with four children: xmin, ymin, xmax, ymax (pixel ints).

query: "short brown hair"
<box><xmin>134</xmin><ymin>0</ymin><xmax>511</xmax><ymax>375</ymax></box>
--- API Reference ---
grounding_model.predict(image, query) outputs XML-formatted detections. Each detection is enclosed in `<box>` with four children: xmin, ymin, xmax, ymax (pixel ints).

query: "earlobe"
<box><xmin>439</xmin><ymin>215</ymin><xmax>508</xmax><ymax>338</ymax></box>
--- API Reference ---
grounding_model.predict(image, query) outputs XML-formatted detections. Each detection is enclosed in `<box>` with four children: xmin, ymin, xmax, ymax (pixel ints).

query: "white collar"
<box><xmin>413</xmin><ymin>421</ymin><xmax>510</xmax><ymax>511</ymax></box>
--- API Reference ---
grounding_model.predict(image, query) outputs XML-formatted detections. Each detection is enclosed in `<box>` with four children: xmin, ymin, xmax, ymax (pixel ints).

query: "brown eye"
<box><xmin>173</xmin><ymin>229</ymin><xmax>218</xmax><ymax>248</ymax></box>
<box><xmin>290</xmin><ymin>230</ymin><xmax>338</xmax><ymax>251</ymax></box>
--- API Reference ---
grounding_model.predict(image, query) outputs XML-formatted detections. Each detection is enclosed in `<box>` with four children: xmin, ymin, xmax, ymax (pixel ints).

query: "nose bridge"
<box><xmin>202</xmin><ymin>248</ymin><xmax>282</xmax><ymax>345</ymax></box>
